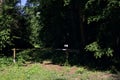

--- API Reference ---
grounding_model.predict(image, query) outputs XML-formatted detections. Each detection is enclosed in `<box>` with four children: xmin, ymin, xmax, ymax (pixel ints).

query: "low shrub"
<box><xmin>0</xmin><ymin>57</ymin><xmax>13</xmax><ymax>67</ymax></box>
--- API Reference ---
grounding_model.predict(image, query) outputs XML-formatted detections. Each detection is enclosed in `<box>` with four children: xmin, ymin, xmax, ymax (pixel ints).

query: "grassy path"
<box><xmin>0</xmin><ymin>62</ymin><xmax>119</xmax><ymax>80</ymax></box>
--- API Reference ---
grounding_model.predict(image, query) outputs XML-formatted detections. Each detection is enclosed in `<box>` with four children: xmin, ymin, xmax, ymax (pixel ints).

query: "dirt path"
<box><xmin>26</xmin><ymin>61</ymin><xmax>120</xmax><ymax>80</ymax></box>
<box><xmin>40</xmin><ymin>61</ymin><xmax>120</xmax><ymax>80</ymax></box>
<box><xmin>41</xmin><ymin>61</ymin><xmax>78</xmax><ymax>74</ymax></box>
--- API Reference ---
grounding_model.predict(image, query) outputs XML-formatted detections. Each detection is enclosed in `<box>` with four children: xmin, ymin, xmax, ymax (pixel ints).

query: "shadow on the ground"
<box><xmin>17</xmin><ymin>48</ymin><xmax>120</xmax><ymax>80</ymax></box>
<box><xmin>18</xmin><ymin>49</ymin><xmax>120</xmax><ymax>73</ymax></box>
<box><xmin>111</xmin><ymin>74</ymin><xmax>120</xmax><ymax>80</ymax></box>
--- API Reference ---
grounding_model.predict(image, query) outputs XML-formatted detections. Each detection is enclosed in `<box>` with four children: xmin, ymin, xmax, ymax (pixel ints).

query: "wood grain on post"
<box><xmin>12</xmin><ymin>48</ymin><xmax>16</xmax><ymax>63</ymax></box>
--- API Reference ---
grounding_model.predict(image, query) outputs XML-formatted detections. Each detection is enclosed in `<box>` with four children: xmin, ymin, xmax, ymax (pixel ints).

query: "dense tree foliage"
<box><xmin>0</xmin><ymin>0</ymin><xmax>120</xmax><ymax>68</ymax></box>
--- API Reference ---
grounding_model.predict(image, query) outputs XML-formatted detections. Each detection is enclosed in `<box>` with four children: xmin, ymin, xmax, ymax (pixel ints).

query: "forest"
<box><xmin>0</xmin><ymin>0</ymin><xmax>120</xmax><ymax>75</ymax></box>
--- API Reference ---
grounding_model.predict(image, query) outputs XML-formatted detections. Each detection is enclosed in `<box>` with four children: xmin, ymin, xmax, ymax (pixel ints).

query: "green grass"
<box><xmin>0</xmin><ymin>63</ymin><xmax>117</xmax><ymax>80</ymax></box>
<box><xmin>0</xmin><ymin>64</ymin><xmax>66</xmax><ymax>80</ymax></box>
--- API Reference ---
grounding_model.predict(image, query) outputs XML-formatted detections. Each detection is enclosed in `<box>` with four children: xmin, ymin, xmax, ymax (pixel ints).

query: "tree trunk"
<box><xmin>79</xmin><ymin>7</ymin><xmax>85</xmax><ymax>47</ymax></box>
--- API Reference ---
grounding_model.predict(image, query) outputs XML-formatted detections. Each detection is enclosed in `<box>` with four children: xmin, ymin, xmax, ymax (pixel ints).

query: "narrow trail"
<box><xmin>40</xmin><ymin>61</ymin><xmax>120</xmax><ymax>80</ymax></box>
<box><xmin>26</xmin><ymin>61</ymin><xmax>120</xmax><ymax>80</ymax></box>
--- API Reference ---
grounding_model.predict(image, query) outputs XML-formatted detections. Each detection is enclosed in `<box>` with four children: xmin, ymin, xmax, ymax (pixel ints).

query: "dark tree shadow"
<box><xmin>16</xmin><ymin>48</ymin><xmax>120</xmax><ymax>73</ymax></box>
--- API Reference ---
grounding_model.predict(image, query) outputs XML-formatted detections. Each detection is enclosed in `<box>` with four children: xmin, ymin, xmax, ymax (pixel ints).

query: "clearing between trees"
<box><xmin>0</xmin><ymin>61</ymin><xmax>120</xmax><ymax>80</ymax></box>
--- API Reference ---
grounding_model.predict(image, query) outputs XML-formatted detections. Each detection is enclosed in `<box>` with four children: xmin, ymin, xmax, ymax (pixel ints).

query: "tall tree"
<box><xmin>24</xmin><ymin>0</ymin><xmax>43</xmax><ymax>48</ymax></box>
<box><xmin>39</xmin><ymin>0</ymin><xmax>66</xmax><ymax>48</ymax></box>
<box><xmin>0</xmin><ymin>0</ymin><xmax>29</xmax><ymax>50</ymax></box>
<box><xmin>85</xmin><ymin>0</ymin><xmax>120</xmax><ymax>58</ymax></box>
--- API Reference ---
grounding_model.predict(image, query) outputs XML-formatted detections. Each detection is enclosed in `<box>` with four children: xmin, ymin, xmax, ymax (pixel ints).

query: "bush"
<box><xmin>16</xmin><ymin>48</ymin><xmax>53</xmax><ymax>63</ymax></box>
<box><xmin>16</xmin><ymin>49</ymin><xmax>33</xmax><ymax>64</ymax></box>
<box><xmin>51</xmin><ymin>50</ymin><xmax>66</xmax><ymax>65</ymax></box>
<box><xmin>0</xmin><ymin>57</ymin><xmax>13</xmax><ymax>67</ymax></box>
<box><xmin>85</xmin><ymin>41</ymin><xmax>113</xmax><ymax>58</ymax></box>
<box><xmin>16</xmin><ymin>48</ymin><xmax>78</xmax><ymax>65</ymax></box>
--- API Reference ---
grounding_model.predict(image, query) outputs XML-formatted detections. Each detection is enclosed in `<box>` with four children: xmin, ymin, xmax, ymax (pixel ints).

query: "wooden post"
<box><xmin>12</xmin><ymin>48</ymin><xmax>16</xmax><ymax>63</ymax></box>
<box><xmin>64</xmin><ymin>44</ymin><xmax>69</xmax><ymax>65</ymax></box>
<box><xmin>66</xmin><ymin>50</ymin><xmax>69</xmax><ymax>65</ymax></box>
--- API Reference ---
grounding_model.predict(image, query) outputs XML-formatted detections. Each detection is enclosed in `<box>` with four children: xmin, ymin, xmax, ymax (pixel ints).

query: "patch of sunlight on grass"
<box><xmin>0</xmin><ymin>64</ymin><xmax>66</xmax><ymax>80</ymax></box>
